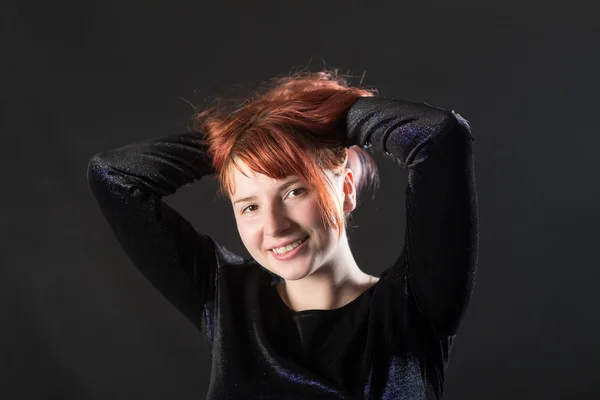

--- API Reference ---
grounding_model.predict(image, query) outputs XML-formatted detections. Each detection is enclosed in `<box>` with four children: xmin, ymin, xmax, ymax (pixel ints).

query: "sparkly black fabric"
<box><xmin>87</xmin><ymin>98</ymin><xmax>478</xmax><ymax>399</ymax></box>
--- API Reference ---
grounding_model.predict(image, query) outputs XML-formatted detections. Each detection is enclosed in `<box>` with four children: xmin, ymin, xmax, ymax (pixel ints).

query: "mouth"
<box><xmin>269</xmin><ymin>235</ymin><xmax>309</xmax><ymax>260</ymax></box>
<box><xmin>269</xmin><ymin>235</ymin><xmax>309</xmax><ymax>252</ymax></box>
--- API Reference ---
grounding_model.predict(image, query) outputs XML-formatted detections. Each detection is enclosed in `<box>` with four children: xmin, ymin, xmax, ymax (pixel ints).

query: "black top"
<box><xmin>87</xmin><ymin>97</ymin><xmax>479</xmax><ymax>399</ymax></box>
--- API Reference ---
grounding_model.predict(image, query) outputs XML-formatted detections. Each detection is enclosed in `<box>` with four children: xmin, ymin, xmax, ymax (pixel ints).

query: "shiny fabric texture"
<box><xmin>87</xmin><ymin>97</ymin><xmax>479</xmax><ymax>399</ymax></box>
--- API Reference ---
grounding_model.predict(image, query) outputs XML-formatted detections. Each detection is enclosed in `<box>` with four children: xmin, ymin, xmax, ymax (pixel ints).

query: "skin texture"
<box><xmin>230</xmin><ymin>159</ymin><xmax>379</xmax><ymax>312</ymax></box>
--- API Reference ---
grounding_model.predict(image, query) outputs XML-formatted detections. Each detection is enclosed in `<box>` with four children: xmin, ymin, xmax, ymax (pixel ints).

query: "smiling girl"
<box><xmin>87</xmin><ymin>68</ymin><xmax>478</xmax><ymax>399</ymax></box>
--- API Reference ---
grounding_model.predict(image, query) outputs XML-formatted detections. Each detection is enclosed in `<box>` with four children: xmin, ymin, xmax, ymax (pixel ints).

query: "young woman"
<box><xmin>87</xmin><ymin>69</ymin><xmax>478</xmax><ymax>399</ymax></box>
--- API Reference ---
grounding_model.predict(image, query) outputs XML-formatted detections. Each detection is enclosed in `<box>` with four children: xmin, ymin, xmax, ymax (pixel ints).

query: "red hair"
<box><xmin>191</xmin><ymin>68</ymin><xmax>379</xmax><ymax>239</ymax></box>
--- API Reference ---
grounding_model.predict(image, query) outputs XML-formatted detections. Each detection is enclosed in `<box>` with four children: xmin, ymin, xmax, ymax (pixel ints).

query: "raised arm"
<box><xmin>87</xmin><ymin>132</ymin><xmax>244</xmax><ymax>333</ymax></box>
<box><xmin>346</xmin><ymin>98</ymin><xmax>479</xmax><ymax>336</ymax></box>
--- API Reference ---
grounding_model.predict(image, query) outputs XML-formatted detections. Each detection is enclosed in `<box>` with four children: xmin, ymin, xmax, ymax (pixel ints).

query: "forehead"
<box><xmin>227</xmin><ymin>158</ymin><xmax>341</xmax><ymax>200</ymax></box>
<box><xmin>231</xmin><ymin>160</ymin><xmax>282</xmax><ymax>184</ymax></box>
<box><xmin>229</xmin><ymin>159</ymin><xmax>298</xmax><ymax>196</ymax></box>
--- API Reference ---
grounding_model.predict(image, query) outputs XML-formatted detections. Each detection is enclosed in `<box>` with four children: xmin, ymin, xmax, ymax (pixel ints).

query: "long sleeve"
<box><xmin>346</xmin><ymin>98</ymin><xmax>479</xmax><ymax>336</ymax></box>
<box><xmin>86</xmin><ymin>132</ymin><xmax>244</xmax><ymax>334</ymax></box>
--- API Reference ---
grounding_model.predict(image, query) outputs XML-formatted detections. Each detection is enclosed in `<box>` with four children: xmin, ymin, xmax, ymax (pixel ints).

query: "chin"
<box><xmin>276</xmin><ymin>269</ymin><xmax>312</xmax><ymax>281</ymax></box>
<box><xmin>252</xmin><ymin>256</ymin><xmax>306</xmax><ymax>280</ymax></box>
<box><xmin>262</xmin><ymin>258</ymin><xmax>312</xmax><ymax>280</ymax></box>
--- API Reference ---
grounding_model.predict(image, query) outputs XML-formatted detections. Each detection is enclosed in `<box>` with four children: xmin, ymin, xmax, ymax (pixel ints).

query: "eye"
<box><xmin>288</xmin><ymin>187</ymin><xmax>307</xmax><ymax>198</ymax></box>
<box><xmin>240</xmin><ymin>188</ymin><xmax>307</xmax><ymax>215</ymax></box>
<box><xmin>241</xmin><ymin>204</ymin><xmax>258</xmax><ymax>214</ymax></box>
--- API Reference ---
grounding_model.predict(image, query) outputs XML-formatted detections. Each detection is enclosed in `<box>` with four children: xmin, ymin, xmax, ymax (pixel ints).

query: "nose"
<box><xmin>263</xmin><ymin>202</ymin><xmax>292</xmax><ymax>237</ymax></box>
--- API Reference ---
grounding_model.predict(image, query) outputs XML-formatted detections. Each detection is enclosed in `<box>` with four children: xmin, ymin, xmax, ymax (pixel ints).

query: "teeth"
<box><xmin>272</xmin><ymin>237</ymin><xmax>306</xmax><ymax>255</ymax></box>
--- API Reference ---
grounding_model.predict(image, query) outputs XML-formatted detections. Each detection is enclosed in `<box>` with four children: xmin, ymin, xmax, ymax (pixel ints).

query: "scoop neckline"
<box><xmin>271</xmin><ymin>276</ymin><xmax>382</xmax><ymax>316</ymax></box>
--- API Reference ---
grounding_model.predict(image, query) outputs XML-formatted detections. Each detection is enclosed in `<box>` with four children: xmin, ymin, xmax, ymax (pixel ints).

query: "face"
<box><xmin>229</xmin><ymin>160</ymin><xmax>356</xmax><ymax>281</ymax></box>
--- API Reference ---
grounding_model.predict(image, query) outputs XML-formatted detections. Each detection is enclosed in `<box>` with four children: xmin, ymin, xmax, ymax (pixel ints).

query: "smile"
<box><xmin>270</xmin><ymin>236</ymin><xmax>309</xmax><ymax>260</ymax></box>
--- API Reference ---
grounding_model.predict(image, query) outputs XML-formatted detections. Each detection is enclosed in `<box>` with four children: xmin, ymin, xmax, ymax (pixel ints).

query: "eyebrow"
<box><xmin>233</xmin><ymin>178</ymin><xmax>302</xmax><ymax>205</ymax></box>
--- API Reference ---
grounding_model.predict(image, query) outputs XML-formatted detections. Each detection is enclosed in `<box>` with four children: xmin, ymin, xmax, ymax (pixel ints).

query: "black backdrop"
<box><xmin>3</xmin><ymin>1</ymin><xmax>599</xmax><ymax>399</ymax></box>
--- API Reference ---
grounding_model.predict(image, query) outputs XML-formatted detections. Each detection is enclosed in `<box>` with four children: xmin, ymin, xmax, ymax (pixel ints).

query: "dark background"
<box><xmin>3</xmin><ymin>1</ymin><xmax>599</xmax><ymax>399</ymax></box>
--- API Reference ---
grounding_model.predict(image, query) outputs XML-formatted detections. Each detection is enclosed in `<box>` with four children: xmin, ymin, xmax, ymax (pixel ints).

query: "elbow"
<box><xmin>407</xmin><ymin>110</ymin><xmax>474</xmax><ymax>168</ymax></box>
<box><xmin>86</xmin><ymin>152</ymin><xmax>111</xmax><ymax>188</ymax></box>
<box><xmin>431</xmin><ymin>110</ymin><xmax>475</xmax><ymax>161</ymax></box>
<box><xmin>442</xmin><ymin>110</ymin><xmax>475</xmax><ymax>143</ymax></box>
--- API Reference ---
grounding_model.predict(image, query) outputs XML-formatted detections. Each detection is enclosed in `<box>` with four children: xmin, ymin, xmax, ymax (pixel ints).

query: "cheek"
<box><xmin>302</xmin><ymin>199</ymin><xmax>341</xmax><ymax>248</ymax></box>
<box><xmin>306</xmin><ymin>203</ymin><xmax>331</xmax><ymax>233</ymax></box>
<box><xmin>299</xmin><ymin>198</ymin><xmax>324</xmax><ymax>225</ymax></box>
<box><xmin>237</xmin><ymin>222</ymin><xmax>264</xmax><ymax>257</ymax></box>
<box><xmin>237</xmin><ymin>226</ymin><xmax>255</xmax><ymax>246</ymax></box>
<box><xmin>234</xmin><ymin>220</ymin><xmax>251</xmax><ymax>246</ymax></box>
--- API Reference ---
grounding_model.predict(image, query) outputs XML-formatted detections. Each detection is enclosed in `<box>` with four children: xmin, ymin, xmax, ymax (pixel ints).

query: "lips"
<box><xmin>269</xmin><ymin>236</ymin><xmax>309</xmax><ymax>261</ymax></box>
<box><xmin>268</xmin><ymin>235</ymin><xmax>309</xmax><ymax>251</ymax></box>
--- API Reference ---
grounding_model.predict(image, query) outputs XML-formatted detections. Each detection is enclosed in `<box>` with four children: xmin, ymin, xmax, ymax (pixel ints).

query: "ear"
<box><xmin>342</xmin><ymin>168</ymin><xmax>357</xmax><ymax>214</ymax></box>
